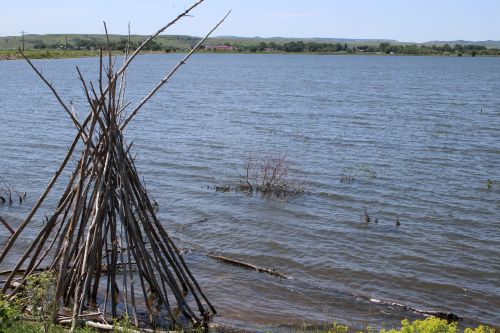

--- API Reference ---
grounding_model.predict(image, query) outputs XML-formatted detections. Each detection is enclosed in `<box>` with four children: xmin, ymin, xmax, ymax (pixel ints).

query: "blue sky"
<box><xmin>1</xmin><ymin>0</ymin><xmax>499</xmax><ymax>42</ymax></box>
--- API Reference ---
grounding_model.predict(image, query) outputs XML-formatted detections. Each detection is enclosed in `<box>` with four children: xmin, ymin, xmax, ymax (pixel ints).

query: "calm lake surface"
<box><xmin>1</xmin><ymin>54</ymin><xmax>499</xmax><ymax>329</ymax></box>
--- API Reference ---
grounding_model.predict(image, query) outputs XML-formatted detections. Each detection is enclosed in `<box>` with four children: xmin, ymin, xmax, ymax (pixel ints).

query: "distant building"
<box><xmin>205</xmin><ymin>45</ymin><xmax>235</xmax><ymax>51</ymax></box>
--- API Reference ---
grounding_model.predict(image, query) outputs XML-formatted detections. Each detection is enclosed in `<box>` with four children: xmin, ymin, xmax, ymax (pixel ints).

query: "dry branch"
<box><xmin>0</xmin><ymin>215</ymin><xmax>14</xmax><ymax>235</ymax></box>
<box><xmin>121</xmin><ymin>10</ymin><xmax>231</xmax><ymax>130</ymax></box>
<box><xmin>115</xmin><ymin>0</ymin><xmax>206</xmax><ymax>79</ymax></box>
<box><xmin>18</xmin><ymin>51</ymin><xmax>86</xmax><ymax>138</ymax></box>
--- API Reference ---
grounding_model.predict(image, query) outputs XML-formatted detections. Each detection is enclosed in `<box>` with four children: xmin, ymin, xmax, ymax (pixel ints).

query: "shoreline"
<box><xmin>1</xmin><ymin>49</ymin><xmax>498</xmax><ymax>61</ymax></box>
<box><xmin>8</xmin><ymin>315</ymin><xmax>500</xmax><ymax>333</ymax></box>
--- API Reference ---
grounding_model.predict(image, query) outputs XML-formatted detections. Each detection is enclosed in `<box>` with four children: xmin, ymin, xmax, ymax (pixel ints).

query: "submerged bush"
<box><xmin>0</xmin><ymin>176</ymin><xmax>26</xmax><ymax>205</ymax></box>
<box><xmin>216</xmin><ymin>153</ymin><xmax>304</xmax><ymax>199</ymax></box>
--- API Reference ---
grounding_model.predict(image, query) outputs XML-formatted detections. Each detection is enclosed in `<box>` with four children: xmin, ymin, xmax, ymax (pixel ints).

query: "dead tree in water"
<box><xmin>0</xmin><ymin>177</ymin><xmax>25</xmax><ymax>234</ymax></box>
<box><xmin>0</xmin><ymin>3</ymin><xmax>229</xmax><ymax>331</ymax></box>
<box><xmin>0</xmin><ymin>176</ymin><xmax>26</xmax><ymax>205</ymax></box>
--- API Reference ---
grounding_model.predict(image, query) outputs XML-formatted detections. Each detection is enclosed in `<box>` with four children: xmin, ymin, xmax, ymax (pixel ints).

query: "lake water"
<box><xmin>0</xmin><ymin>54</ymin><xmax>499</xmax><ymax>330</ymax></box>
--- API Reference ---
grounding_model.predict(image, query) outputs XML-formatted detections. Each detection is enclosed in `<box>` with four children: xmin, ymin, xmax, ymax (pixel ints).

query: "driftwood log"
<box><xmin>368</xmin><ymin>298</ymin><xmax>462</xmax><ymax>322</ymax></box>
<box><xmin>202</xmin><ymin>251</ymin><xmax>461</xmax><ymax>322</ymax></box>
<box><xmin>205</xmin><ymin>253</ymin><xmax>461</xmax><ymax>322</ymax></box>
<box><xmin>207</xmin><ymin>254</ymin><xmax>289</xmax><ymax>279</ymax></box>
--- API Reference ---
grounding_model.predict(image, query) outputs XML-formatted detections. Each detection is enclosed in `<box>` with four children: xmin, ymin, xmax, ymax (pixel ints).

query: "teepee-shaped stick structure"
<box><xmin>0</xmin><ymin>2</ymin><xmax>229</xmax><ymax>331</ymax></box>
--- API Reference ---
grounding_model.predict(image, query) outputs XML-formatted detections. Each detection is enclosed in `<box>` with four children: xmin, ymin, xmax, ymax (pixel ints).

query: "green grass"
<box><xmin>0</xmin><ymin>49</ymin><xmax>101</xmax><ymax>60</ymax></box>
<box><xmin>6</xmin><ymin>321</ymin><xmax>99</xmax><ymax>333</ymax></box>
<box><xmin>290</xmin><ymin>318</ymin><xmax>497</xmax><ymax>333</ymax></box>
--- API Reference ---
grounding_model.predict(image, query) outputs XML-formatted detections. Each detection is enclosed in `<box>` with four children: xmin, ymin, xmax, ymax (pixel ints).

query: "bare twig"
<box><xmin>18</xmin><ymin>50</ymin><xmax>86</xmax><ymax>139</ymax></box>
<box><xmin>115</xmin><ymin>0</ymin><xmax>206</xmax><ymax>80</ymax></box>
<box><xmin>121</xmin><ymin>10</ymin><xmax>232</xmax><ymax>130</ymax></box>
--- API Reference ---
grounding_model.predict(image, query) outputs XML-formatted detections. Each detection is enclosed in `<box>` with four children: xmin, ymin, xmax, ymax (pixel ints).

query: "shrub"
<box><xmin>22</xmin><ymin>271</ymin><xmax>57</xmax><ymax>333</ymax></box>
<box><xmin>380</xmin><ymin>318</ymin><xmax>457</xmax><ymax>333</ymax></box>
<box><xmin>379</xmin><ymin>317</ymin><xmax>496</xmax><ymax>333</ymax></box>
<box><xmin>215</xmin><ymin>153</ymin><xmax>304</xmax><ymax>199</ymax></box>
<box><xmin>112</xmin><ymin>315</ymin><xmax>134</xmax><ymax>333</ymax></box>
<box><xmin>0</xmin><ymin>298</ymin><xmax>20</xmax><ymax>332</ymax></box>
<box><xmin>464</xmin><ymin>326</ymin><xmax>496</xmax><ymax>333</ymax></box>
<box><xmin>237</xmin><ymin>153</ymin><xmax>304</xmax><ymax>198</ymax></box>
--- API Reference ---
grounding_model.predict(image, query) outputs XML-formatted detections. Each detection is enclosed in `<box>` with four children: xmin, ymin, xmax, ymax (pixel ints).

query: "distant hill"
<box><xmin>423</xmin><ymin>40</ymin><xmax>500</xmax><ymax>48</ymax></box>
<box><xmin>0</xmin><ymin>34</ymin><xmax>199</xmax><ymax>50</ymax></box>
<box><xmin>215</xmin><ymin>36</ymin><xmax>500</xmax><ymax>48</ymax></box>
<box><xmin>211</xmin><ymin>36</ymin><xmax>399</xmax><ymax>45</ymax></box>
<box><xmin>0</xmin><ymin>33</ymin><xmax>498</xmax><ymax>50</ymax></box>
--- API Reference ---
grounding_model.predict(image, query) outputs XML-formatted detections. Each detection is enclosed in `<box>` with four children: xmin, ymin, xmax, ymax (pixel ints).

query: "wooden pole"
<box><xmin>21</xmin><ymin>30</ymin><xmax>25</xmax><ymax>51</ymax></box>
<box><xmin>0</xmin><ymin>215</ymin><xmax>14</xmax><ymax>235</ymax></box>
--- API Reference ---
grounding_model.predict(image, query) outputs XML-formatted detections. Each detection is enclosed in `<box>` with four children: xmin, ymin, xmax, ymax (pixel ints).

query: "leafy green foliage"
<box><xmin>324</xmin><ymin>321</ymin><xmax>350</xmax><ymax>333</ymax></box>
<box><xmin>0</xmin><ymin>276</ymin><xmax>99</xmax><ymax>333</ymax></box>
<box><xmin>113</xmin><ymin>315</ymin><xmax>135</xmax><ymax>333</ymax></box>
<box><xmin>380</xmin><ymin>318</ymin><xmax>457</xmax><ymax>333</ymax></box>
<box><xmin>5</xmin><ymin>320</ymin><xmax>99</xmax><ymax>333</ymax></box>
<box><xmin>379</xmin><ymin>318</ymin><xmax>496</xmax><ymax>333</ymax></box>
<box><xmin>22</xmin><ymin>271</ymin><xmax>57</xmax><ymax>333</ymax></box>
<box><xmin>464</xmin><ymin>327</ymin><xmax>497</xmax><ymax>333</ymax></box>
<box><xmin>208</xmin><ymin>40</ymin><xmax>500</xmax><ymax>56</ymax></box>
<box><xmin>0</xmin><ymin>298</ymin><xmax>20</xmax><ymax>333</ymax></box>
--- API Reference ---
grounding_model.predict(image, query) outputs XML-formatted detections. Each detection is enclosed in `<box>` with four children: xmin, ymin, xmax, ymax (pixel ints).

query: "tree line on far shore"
<box><xmin>227</xmin><ymin>41</ymin><xmax>499</xmax><ymax>56</ymax></box>
<box><xmin>33</xmin><ymin>38</ymin><xmax>169</xmax><ymax>52</ymax></box>
<box><xmin>29</xmin><ymin>37</ymin><xmax>500</xmax><ymax>56</ymax></box>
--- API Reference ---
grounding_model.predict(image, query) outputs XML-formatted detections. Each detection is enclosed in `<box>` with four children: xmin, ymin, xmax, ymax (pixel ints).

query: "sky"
<box><xmin>1</xmin><ymin>0</ymin><xmax>499</xmax><ymax>42</ymax></box>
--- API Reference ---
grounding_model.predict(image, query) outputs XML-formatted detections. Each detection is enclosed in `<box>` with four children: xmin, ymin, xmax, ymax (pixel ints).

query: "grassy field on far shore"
<box><xmin>0</xmin><ymin>49</ymin><xmax>101</xmax><ymax>60</ymax></box>
<box><xmin>2</xmin><ymin>48</ymin><xmax>496</xmax><ymax>61</ymax></box>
